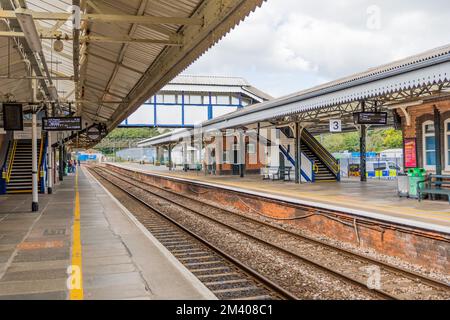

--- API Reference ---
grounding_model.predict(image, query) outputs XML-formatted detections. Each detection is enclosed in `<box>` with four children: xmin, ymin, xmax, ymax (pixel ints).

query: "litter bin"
<box><xmin>397</xmin><ymin>173</ymin><xmax>409</xmax><ymax>197</ymax></box>
<box><xmin>407</xmin><ymin>168</ymin><xmax>426</xmax><ymax>198</ymax></box>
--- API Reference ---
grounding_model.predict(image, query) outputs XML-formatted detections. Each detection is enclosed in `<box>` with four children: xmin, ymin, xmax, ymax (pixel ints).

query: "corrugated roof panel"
<box><xmin>169</xmin><ymin>75</ymin><xmax>250</xmax><ymax>86</ymax></box>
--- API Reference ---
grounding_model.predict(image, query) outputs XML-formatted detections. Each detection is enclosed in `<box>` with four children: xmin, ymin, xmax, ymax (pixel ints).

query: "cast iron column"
<box><xmin>31</xmin><ymin>108</ymin><xmax>38</xmax><ymax>212</ymax></box>
<box><xmin>59</xmin><ymin>143</ymin><xmax>64</xmax><ymax>181</ymax></box>
<box><xmin>295</xmin><ymin>123</ymin><xmax>300</xmax><ymax>184</ymax></box>
<box><xmin>360</xmin><ymin>101</ymin><xmax>367</xmax><ymax>182</ymax></box>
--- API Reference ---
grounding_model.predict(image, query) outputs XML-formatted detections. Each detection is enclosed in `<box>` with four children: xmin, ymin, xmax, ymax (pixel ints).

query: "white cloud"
<box><xmin>185</xmin><ymin>0</ymin><xmax>450</xmax><ymax>97</ymax></box>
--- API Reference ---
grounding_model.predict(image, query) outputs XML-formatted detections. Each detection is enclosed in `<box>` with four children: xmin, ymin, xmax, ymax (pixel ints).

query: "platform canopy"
<box><xmin>0</xmin><ymin>0</ymin><xmax>264</xmax><ymax>147</ymax></box>
<box><xmin>140</xmin><ymin>43</ymin><xmax>450</xmax><ymax>147</ymax></box>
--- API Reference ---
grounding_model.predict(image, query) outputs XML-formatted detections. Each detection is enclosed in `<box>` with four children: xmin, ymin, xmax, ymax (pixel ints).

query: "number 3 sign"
<box><xmin>330</xmin><ymin>119</ymin><xmax>342</xmax><ymax>133</ymax></box>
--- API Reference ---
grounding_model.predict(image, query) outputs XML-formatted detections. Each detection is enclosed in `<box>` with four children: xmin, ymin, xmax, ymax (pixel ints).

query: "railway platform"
<box><xmin>113</xmin><ymin>163</ymin><xmax>450</xmax><ymax>233</ymax></box>
<box><xmin>0</xmin><ymin>167</ymin><xmax>215</xmax><ymax>300</ymax></box>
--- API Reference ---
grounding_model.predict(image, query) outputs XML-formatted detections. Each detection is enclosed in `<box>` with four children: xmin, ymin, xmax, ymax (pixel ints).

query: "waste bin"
<box><xmin>397</xmin><ymin>173</ymin><xmax>409</xmax><ymax>197</ymax></box>
<box><xmin>407</xmin><ymin>168</ymin><xmax>426</xmax><ymax>198</ymax></box>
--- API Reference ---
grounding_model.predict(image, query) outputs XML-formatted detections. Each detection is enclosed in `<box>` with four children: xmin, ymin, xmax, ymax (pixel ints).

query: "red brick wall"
<box><xmin>399</xmin><ymin>100</ymin><xmax>450</xmax><ymax>171</ymax></box>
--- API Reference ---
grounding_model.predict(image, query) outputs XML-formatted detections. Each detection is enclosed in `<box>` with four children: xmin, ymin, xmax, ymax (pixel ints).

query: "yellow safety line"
<box><xmin>70</xmin><ymin>169</ymin><xmax>84</xmax><ymax>300</ymax></box>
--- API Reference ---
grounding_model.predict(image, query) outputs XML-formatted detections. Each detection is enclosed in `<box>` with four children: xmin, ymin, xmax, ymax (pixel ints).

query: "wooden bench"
<box><xmin>418</xmin><ymin>174</ymin><xmax>450</xmax><ymax>204</ymax></box>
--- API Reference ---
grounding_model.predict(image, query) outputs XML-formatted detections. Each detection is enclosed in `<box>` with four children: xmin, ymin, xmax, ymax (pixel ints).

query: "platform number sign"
<box><xmin>330</xmin><ymin>119</ymin><xmax>342</xmax><ymax>133</ymax></box>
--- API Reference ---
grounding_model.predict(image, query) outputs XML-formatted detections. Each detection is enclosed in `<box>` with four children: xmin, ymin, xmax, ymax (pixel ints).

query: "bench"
<box><xmin>261</xmin><ymin>167</ymin><xmax>292</xmax><ymax>181</ymax></box>
<box><xmin>418</xmin><ymin>174</ymin><xmax>450</xmax><ymax>204</ymax></box>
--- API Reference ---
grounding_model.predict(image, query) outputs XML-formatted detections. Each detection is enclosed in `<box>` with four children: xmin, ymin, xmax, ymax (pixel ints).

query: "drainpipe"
<box><xmin>434</xmin><ymin>106</ymin><xmax>442</xmax><ymax>176</ymax></box>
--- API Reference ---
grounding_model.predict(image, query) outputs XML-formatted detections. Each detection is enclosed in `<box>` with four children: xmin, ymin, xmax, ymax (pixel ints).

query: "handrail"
<box><xmin>302</xmin><ymin>130</ymin><xmax>339</xmax><ymax>175</ymax></box>
<box><xmin>6</xmin><ymin>140</ymin><xmax>17</xmax><ymax>183</ymax></box>
<box><xmin>279</xmin><ymin>144</ymin><xmax>313</xmax><ymax>182</ymax></box>
<box><xmin>1</xmin><ymin>140</ymin><xmax>11</xmax><ymax>170</ymax></box>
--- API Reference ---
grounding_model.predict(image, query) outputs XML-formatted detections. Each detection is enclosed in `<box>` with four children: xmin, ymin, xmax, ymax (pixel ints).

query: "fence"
<box><xmin>339</xmin><ymin>156</ymin><xmax>403</xmax><ymax>179</ymax></box>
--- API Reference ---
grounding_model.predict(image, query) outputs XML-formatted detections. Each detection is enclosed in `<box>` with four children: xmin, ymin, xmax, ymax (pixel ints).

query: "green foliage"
<box><xmin>106</xmin><ymin>127</ymin><xmax>165</xmax><ymax>139</ymax></box>
<box><xmin>93</xmin><ymin>127</ymin><xmax>169</xmax><ymax>155</ymax></box>
<box><xmin>318</xmin><ymin>128</ymin><xmax>403</xmax><ymax>153</ymax></box>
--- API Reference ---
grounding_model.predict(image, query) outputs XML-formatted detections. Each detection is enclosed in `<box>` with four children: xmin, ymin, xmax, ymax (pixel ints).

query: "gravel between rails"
<box><xmin>98</xmin><ymin>165</ymin><xmax>450</xmax><ymax>300</ymax></box>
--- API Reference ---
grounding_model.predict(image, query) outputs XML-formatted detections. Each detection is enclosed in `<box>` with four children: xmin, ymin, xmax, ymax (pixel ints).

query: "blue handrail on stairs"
<box><xmin>279</xmin><ymin>144</ymin><xmax>314</xmax><ymax>182</ymax></box>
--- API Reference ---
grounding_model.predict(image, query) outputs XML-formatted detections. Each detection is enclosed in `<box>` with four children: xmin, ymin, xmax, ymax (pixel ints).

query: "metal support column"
<box><xmin>239</xmin><ymin>130</ymin><xmax>245</xmax><ymax>178</ymax></box>
<box><xmin>31</xmin><ymin>108</ymin><xmax>38</xmax><ymax>211</ymax></box>
<box><xmin>47</xmin><ymin>132</ymin><xmax>53</xmax><ymax>194</ymax></box>
<box><xmin>295</xmin><ymin>123</ymin><xmax>300</xmax><ymax>184</ymax></box>
<box><xmin>168</xmin><ymin>144</ymin><xmax>172</xmax><ymax>171</ymax></box>
<box><xmin>59</xmin><ymin>143</ymin><xmax>64</xmax><ymax>181</ymax></box>
<box><xmin>360</xmin><ymin>101</ymin><xmax>367</xmax><ymax>182</ymax></box>
<box><xmin>183</xmin><ymin>142</ymin><xmax>188</xmax><ymax>171</ymax></box>
<box><xmin>434</xmin><ymin>106</ymin><xmax>442</xmax><ymax>176</ymax></box>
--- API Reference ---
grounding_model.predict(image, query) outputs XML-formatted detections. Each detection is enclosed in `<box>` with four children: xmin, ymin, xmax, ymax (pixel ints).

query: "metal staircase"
<box><xmin>5</xmin><ymin>139</ymin><xmax>43</xmax><ymax>194</ymax></box>
<box><xmin>300</xmin><ymin>129</ymin><xmax>340</xmax><ymax>182</ymax></box>
<box><xmin>276</xmin><ymin>127</ymin><xmax>340</xmax><ymax>182</ymax></box>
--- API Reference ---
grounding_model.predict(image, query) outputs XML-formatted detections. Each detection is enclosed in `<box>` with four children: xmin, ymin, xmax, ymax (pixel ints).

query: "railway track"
<box><xmin>88</xmin><ymin>167</ymin><xmax>296</xmax><ymax>300</ymax></box>
<box><xmin>91</xmin><ymin>165</ymin><xmax>450</xmax><ymax>300</ymax></box>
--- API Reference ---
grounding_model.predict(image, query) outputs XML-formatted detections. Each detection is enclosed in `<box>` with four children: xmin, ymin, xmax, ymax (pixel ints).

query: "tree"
<box><xmin>318</xmin><ymin>128</ymin><xmax>403</xmax><ymax>153</ymax></box>
<box><xmin>94</xmin><ymin>127</ymin><xmax>170</xmax><ymax>155</ymax></box>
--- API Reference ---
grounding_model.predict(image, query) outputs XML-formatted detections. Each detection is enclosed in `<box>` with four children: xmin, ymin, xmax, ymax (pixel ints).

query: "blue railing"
<box><xmin>39</xmin><ymin>135</ymin><xmax>48</xmax><ymax>193</ymax></box>
<box><xmin>0</xmin><ymin>140</ymin><xmax>12</xmax><ymax>195</ymax></box>
<box><xmin>279</xmin><ymin>145</ymin><xmax>315</xmax><ymax>182</ymax></box>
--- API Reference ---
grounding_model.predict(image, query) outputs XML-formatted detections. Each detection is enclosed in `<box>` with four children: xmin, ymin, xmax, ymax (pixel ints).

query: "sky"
<box><xmin>185</xmin><ymin>0</ymin><xmax>450</xmax><ymax>98</ymax></box>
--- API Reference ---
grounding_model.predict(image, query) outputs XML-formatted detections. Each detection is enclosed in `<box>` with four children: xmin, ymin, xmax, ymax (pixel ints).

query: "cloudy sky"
<box><xmin>185</xmin><ymin>0</ymin><xmax>450</xmax><ymax>98</ymax></box>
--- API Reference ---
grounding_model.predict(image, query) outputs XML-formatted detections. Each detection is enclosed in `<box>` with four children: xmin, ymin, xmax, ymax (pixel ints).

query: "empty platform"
<box><xmin>0</xmin><ymin>166</ymin><xmax>215</xmax><ymax>300</ymax></box>
<box><xmin>114</xmin><ymin>163</ymin><xmax>450</xmax><ymax>233</ymax></box>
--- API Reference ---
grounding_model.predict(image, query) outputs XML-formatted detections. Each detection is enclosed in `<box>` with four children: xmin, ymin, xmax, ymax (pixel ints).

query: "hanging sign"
<box><xmin>329</xmin><ymin>119</ymin><xmax>342</xmax><ymax>132</ymax></box>
<box><xmin>354</xmin><ymin>112</ymin><xmax>388</xmax><ymax>125</ymax></box>
<box><xmin>3</xmin><ymin>103</ymin><xmax>23</xmax><ymax>131</ymax></box>
<box><xmin>42</xmin><ymin>117</ymin><xmax>82</xmax><ymax>131</ymax></box>
<box><xmin>404</xmin><ymin>138</ymin><xmax>417</xmax><ymax>168</ymax></box>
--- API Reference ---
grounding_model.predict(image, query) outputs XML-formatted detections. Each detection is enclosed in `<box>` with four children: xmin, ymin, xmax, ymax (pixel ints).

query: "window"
<box><xmin>373</xmin><ymin>163</ymin><xmax>387</xmax><ymax>171</ymax></box>
<box><xmin>217</xmin><ymin>95</ymin><xmax>230</xmax><ymax>105</ymax></box>
<box><xmin>423</xmin><ymin>121</ymin><xmax>436</xmax><ymax>169</ymax></box>
<box><xmin>188</xmin><ymin>95</ymin><xmax>203</xmax><ymax>104</ymax></box>
<box><xmin>163</xmin><ymin>94</ymin><xmax>177</xmax><ymax>104</ymax></box>
<box><xmin>231</xmin><ymin>95</ymin><xmax>240</xmax><ymax>105</ymax></box>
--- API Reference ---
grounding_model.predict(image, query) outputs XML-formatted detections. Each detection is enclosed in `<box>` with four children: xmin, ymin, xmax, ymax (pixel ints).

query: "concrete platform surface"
<box><xmin>0</xmin><ymin>167</ymin><xmax>215</xmax><ymax>300</ymax></box>
<box><xmin>114</xmin><ymin>163</ymin><xmax>450</xmax><ymax>233</ymax></box>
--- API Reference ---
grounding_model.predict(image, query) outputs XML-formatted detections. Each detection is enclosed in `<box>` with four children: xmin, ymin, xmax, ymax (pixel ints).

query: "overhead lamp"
<box><xmin>48</xmin><ymin>85</ymin><xmax>59</xmax><ymax>101</ymax></box>
<box><xmin>15</xmin><ymin>9</ymin><xmax>42</xmax><ymax>53</ymax></box>
<box><xmin>53</xmin><ymin>38</ymin><xmax>64</xmax><ymax>52</ymax></box>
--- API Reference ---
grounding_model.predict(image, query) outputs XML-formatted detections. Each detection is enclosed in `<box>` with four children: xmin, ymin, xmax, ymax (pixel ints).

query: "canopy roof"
<box><xmin>0</xmin><ymin>0</ymin><xmax>264</xmax><ymax>147</ymax></box>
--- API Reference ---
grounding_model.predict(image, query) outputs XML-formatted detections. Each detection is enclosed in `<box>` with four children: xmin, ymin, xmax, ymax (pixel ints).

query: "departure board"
<box><xmin>2</xmin><ymin>103</ymin><xmax>23</xmax><ymax>131</ymax></box>
<box><xmin>42</xmin><ymin>117</ymin><xmax>82</xmax><ymax>131</ymax></box>
<box><xmin>354</xmin><ymin>112</ymin><xmax>388</xmax><ymax>125</ymax></box>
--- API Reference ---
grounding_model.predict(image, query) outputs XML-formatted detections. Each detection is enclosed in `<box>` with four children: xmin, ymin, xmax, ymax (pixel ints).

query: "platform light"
<box><xmin>48</xmin><ymin>85</ymin><xmax>59</xmax><ymax>101</ymax></box>
<box><xmin>15</xmin><ymin>9</ymin><xmax>42</xmax><ymax>53</ymax></box>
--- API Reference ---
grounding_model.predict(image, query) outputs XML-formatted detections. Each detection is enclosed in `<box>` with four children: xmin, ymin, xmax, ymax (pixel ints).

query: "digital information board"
<box><xmin>2</xmin><ymin>103</ymin><xmax>23</xmax><ymax>131</ymax></box>
<box><xmin>42</xmin><ymin>117</ymin><xmax>82</xmax><ymax>131</ymax></box>
<box><xmin>354</xmin><ymin>112</ymin><xmax>388</xmax><ymax>125</ymax></box>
